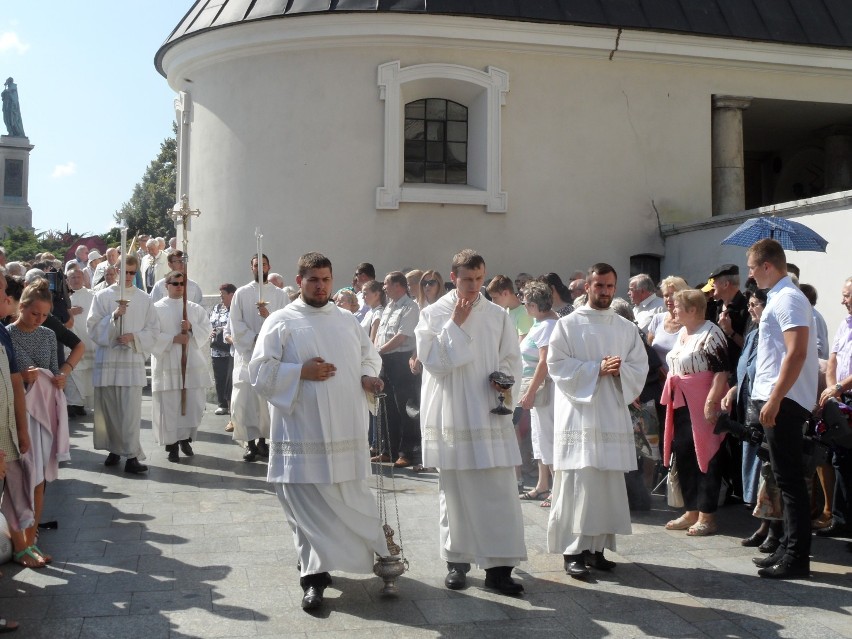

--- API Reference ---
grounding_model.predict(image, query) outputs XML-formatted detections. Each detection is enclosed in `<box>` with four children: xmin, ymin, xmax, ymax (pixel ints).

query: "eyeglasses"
<box><xmin>167</xmin><ymin>281</ymin><xmax>185</xmax><ymax>287</ymax></box>
<box><xmin>422</xmin><ymin>279</ymin><xmax>438</xmax><ymax>287</ymax></box>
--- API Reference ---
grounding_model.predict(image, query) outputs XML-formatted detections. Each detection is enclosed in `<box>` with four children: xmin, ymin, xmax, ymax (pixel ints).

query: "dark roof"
<box><xmin>156</xmin><ymin>0</ymin><xmax>852</xmax><ymax>74</ymax></box>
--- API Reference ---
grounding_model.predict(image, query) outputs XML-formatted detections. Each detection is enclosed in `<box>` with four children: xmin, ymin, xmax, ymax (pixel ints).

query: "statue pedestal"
<box><xmin>0</xmin><ymin>135</ymin><xmax>33</xmax><ymax>235</ymax></box>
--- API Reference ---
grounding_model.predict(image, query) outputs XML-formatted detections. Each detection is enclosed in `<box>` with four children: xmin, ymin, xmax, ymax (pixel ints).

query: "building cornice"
<box><xmin>159</xmin><ymin>14</ymin><xmax>852</xmax><ymax>86</ymax></box>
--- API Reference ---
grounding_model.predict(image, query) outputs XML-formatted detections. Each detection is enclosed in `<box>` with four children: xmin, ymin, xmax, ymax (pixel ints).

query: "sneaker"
<box><xmin>214</xmin><ymin>407</ymin><xmax>229</xmax><ymax>415</ymax></box>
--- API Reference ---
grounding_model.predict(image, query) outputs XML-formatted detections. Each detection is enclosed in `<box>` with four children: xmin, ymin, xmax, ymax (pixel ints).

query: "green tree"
<box><xmin>114</xmin><ymin>130</ymin><xmax>177</xmax><ymax>238</ymax></box>
<box><xmin>2</xmin><ymin>226</ymin><xmax>77</xmax><ymax>262</ymax></box>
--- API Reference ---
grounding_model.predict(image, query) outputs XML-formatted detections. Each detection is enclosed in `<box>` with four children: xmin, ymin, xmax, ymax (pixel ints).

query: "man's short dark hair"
<box><xmin>798</xmin><ymin>283</ymin><xmax>817</xmax><ymax>306</ymax></box>
<box><xmin>451</xmin><ymin>249</ymin><xmax>485</xmax><ymax>275</ymax></box>
<box><xmin>251</xmin><ymin>253</ymin><xmax>270</xmax><ymax>266</ymax></box>
<box><xmin>219</xmin><ymin>283</ymin><xmax>236</xmax><ymax>294</ymax></box>
<box><xmin>486</xmin><ymin>274</ymin><xmax>514</xmax><ymax>295</ymax></box>
<box><xmin>356</xmin><ymin>262</ymin><xmax>375</xmax><ymax>279</ymax></box>
<box><xmin>385</xmin><ymin>271</ymin><xmax>407</xmax><ymax>288</ymax></box>
<box><xmin>168</xmin><ymin>250</ymin><xmax>185</xmax><ymax>263</ymax></box>
<box><xmin>588</xmin><ymin>263</ymin><xmax>617</xmax><ymax>281</ymax></box>
<box><xmin>298</xmin><ymin>252</ymin><xmax>333</xmax><ymax>277</ymax></box>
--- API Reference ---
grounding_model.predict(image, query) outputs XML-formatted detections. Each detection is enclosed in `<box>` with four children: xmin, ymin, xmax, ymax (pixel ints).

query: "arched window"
<box><xmin>404</xmin><ymin>99</ymin><xmax>468</xmax><ymax>185</ymax></box>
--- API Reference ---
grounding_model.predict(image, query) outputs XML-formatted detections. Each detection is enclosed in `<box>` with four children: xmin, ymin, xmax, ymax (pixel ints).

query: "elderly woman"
<box><xmin>333</xmin><ymin>289</ymin><xmax>360</xmax><ymax>314</ymax></box>
<box><xmin>646</xmin><ymin>276</ymin><xmax>690</xmax><ymax>368</ymax></box>
<box><xmin>662</xmin><ymin>289</ymin><xmax>729</xmax><ymax>536</ymax></box>
<box><xmin>518</xmin><ymin>281</ymin><xmax>558</xmax><ymax>505</ymax></box>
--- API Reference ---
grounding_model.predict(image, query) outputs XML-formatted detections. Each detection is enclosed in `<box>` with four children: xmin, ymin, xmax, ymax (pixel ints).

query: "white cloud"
<box><xmin>52</xmin><ymin>162</ymin><xmax>76</xmax><ymax>178</ymax></box>
<box><xmin>0</xmin><ymin>32</ymin><xmax>29</xmax><ymax>55</ymax></box>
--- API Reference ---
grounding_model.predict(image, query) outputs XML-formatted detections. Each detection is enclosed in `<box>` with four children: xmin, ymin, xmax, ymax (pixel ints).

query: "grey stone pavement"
<box><xmin>3</xmin><ymin>395</ymin><xmax>851</xmax><ymax>639</ymax></box>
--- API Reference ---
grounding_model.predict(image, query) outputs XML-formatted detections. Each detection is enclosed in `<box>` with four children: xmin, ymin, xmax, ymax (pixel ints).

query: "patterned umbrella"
<box><xmin>720</xmin><ymin>216</ymin><xmax>828</xmax><ymax>252</ymax></box>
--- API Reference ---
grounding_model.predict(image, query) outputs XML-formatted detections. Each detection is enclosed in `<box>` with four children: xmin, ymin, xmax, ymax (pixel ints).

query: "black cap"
<box><xmin>708</xmin><ymin>264</ymin><xmax>738</xmax><ymax>279</ymax></box>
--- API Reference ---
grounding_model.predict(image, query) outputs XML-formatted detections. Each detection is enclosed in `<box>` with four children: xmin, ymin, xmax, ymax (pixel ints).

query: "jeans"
<box><xmin>211</xmin><ymin>355</ymin><xmax>233</xmax><ymax>409</ymax></box>
<box><xmin>758</xmin><ymin>397</ymin><xmax>811</xmax><ymax>562</ymax></box>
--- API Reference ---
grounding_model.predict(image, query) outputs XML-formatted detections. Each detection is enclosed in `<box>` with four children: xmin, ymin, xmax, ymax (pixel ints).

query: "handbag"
<box><xmin>666</xmin><ymin>455</ymin><xmax>684</xmax><ymax>508</ymax></box>
<box><xmin>519</xmin><ymin>377</ymin><xmax>551</xmax><ymax>407</ymax></box>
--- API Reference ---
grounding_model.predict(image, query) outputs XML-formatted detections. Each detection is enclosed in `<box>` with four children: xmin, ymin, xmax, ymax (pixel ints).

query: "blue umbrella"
<box><xmin>720</xmin><ymin>216</ymin><xmax>828</xmax><ymax>252</ymax></box>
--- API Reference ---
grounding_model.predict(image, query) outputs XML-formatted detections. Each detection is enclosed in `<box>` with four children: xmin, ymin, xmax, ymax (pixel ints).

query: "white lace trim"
<box><xmin>270</xmin><ymin>438</ymin><xmax>362</xmax><ymax>456</ymax></box>
<box><xmin>556</xmin><ymin>430</ymin><xmax>633</xmax><ymax>445</ymax></box>
<box><xmin>423</xmin><ymin>425</ymin><xmax>514</xmax><ymax>444</ymax></box>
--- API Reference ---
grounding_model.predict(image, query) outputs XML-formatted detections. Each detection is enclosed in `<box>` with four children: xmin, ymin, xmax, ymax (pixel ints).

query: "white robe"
<box><xmin>546</xmin><ymin>305</ymin><xmax>648</xmax><ymax>555</ymax></box>
<box><xmin>250</xmin><ymin>299</ymin><xmax>387</xmax><ymax>574</ymax></box>
<box><xmin>415</xmin><ymin>291</ymin><xmax>526</xmax><ymax>567</ymax></box>
<box><xmin>151</xmin><ymin>298</ymin><xmax>213</xmax><ymax>445</ymax></box>
<box><xmin>66</xmin><ymin>287</ymin><xmax>95</xmax><ymax>408</ymax></box>
<box><xmin>228</xmin><ymin>281</ymin><xmax>288</xmax><ymax>441</ymax></box>
<box><xmin>87</xmin><ymin>285</ymin><xmax>160</xmax><ymax>457</ymax></box>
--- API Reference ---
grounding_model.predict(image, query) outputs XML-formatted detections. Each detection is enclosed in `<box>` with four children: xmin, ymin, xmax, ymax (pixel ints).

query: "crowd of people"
<box><xmin>0</xmin><ymin>235</ymin><xmax>849</xmax><ymax>623</ymax></box>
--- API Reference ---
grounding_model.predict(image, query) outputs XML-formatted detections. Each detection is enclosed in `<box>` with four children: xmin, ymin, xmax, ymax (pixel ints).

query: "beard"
<box><xmin>302</xmin><ymin>292</ymin><xmax>329</xmax><ymax>308</ymax></box>
<box><xmin>589</xmin><ymin>294</ymin><xmax>612</xmax><ymax>310</ymax></box>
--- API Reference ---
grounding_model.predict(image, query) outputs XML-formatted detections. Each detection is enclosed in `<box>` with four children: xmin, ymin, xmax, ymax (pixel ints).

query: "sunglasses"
<box><xmin>422</xmin><ymin>279</ymin><xmax>438</xmax><ymax>287</ymax></box>
<box><xmin>167</xmin><ymin>281</ymin><xmax>185</xmax><ymax>287</ymax></box>
<box><xmin>126</xmin><ymin>270</ymin><xmax>137</xmax><ymax>276</ymax></box>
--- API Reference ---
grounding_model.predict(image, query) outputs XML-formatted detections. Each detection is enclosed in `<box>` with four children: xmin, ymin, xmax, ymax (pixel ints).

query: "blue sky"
<box><xmin>1</xmin><ymin>1</ymin><xmax>193</xmax><ymax>235</ymax></box>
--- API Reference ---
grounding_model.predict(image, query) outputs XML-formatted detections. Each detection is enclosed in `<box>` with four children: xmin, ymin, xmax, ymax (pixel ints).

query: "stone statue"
<box><xmin>2</xmin><ymin>77</ymin><xmax>25</xmax><ymax>137</ymax></box>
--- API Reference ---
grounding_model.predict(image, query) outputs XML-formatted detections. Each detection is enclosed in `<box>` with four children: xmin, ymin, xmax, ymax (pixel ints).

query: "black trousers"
<box><xmin>672</xmin><ymin>407</ymin><xmax>723</xmax><ymax>514</ymax></box>
<box><xmin>212</xmin><ymin>355</ymin><xmax>233</xmax><ymax>409</ymax></box>
<box><xmin>379</xmin><ymin>351</ymin><xmax>420</xmax><ymax>461</ymax></box>
<box><xmin>759</xmin><ymin>397</ymin><xmax>812</xmax><ymax>562</ymax></box>
<box><xmin>832</xmin><ymin>447</ymin><xmax>852</xmax><ymax>528</ymax></box>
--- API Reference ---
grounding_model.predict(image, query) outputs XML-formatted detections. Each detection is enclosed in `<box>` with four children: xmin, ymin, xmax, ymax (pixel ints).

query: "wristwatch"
<box><xmin>835</xmin><ymin>383</ymin><xmax>843</xmax><ymax>393</ymax></box>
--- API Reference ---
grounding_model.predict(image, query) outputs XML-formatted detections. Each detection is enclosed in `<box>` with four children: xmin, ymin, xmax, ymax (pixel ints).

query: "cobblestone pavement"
<box><xmin>3</xmin><ymin>396</ymin><xmax>851</xmax><ymax>638</ymax></box>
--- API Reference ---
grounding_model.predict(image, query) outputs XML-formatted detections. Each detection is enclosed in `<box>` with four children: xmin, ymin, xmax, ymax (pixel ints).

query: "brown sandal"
<box><xmin>665</xmin><ymin>514</ymin><xmax>697</xmax><ymax>531</ymax></box>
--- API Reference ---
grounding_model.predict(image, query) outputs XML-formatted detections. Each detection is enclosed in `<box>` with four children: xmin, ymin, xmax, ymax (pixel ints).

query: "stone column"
<box><xmin>712</xmin><ymin>96</ymin><xmax>752</xmax><ymax>216</ymax></box>
<box><xmin>819</xmin><ymin>125</ymin><xmax>852</xmax><ymax>193</ymax></box>
<box><xmin>0</xmin><ymin>135</ymin><xmax>34</xmax><ymax>234</ymax></box>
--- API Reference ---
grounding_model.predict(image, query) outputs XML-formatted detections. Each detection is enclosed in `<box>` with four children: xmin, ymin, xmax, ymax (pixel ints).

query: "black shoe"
<box><xmin>758</xmin><ymin>558</ymin><xmax>810</xmax><ymax>579</ymax></box>
<box><xmin>814</xmin><ymin>523</ymin><xmax>851</xmax><ymax>538</ymax></box>
<box><xmin>179</xmin><ymin>439</ymin><xmax>194</xmax><ymax>457</ymax></box>
<box><xmin>483</xmin><ymin>566</ymin><xmax>524</xmax><ymax>595</ymax></box>
<box><xmin>74</xmin><ymin>405</ymin><xmax>87</xmax><ymax>416</ymax></box>
<box><xmin>753</xmin><ymin>547</ymin><xmax>785</xmax><ymax>568</ymax></box>
<box><xmin>124</xmin><ymin>458</ymin><xmax>149</xmax><ymax>474</ymax></box>
<box><xmin>444</xmin><ymin>562</ymin><xmax>470</xmax><ymax>590</ymax></box>
<box><xmin>165</xmin><ymin>444</ymin><xmax>179</xmax><ymax>463</ymax></box>
<box><xmin>256</xmin><ymin>439</ymin><xmax>269</xmax><ymax>457</ymax></box>
<box><xmin>741</xmin><ymin>532</ymin><xmax>768</xmax><ymax>547</ymax></box>
<box><xmin>299</xmin><ymin>573</ymin><xmax>331</xmax><ymax>610</ymax></box>
<box><xmin>243</xmin><ymin>442</ymin><xmax>259</xmax><ymax>462</ymax></box>
<box><xmin>583</xmin><ymin>550</ymin><xmax>616</xmax><ymax>571</ymax></box>
<box><xmin>104</xmin><ymin>453</ymin><xmax>121</xmax><ymax>467</ymax></box>
<box><xmin>758</xmin><ymin>537</ymin><xmax>781</xmax><ymax>554</ymax></box>
<box><xmin>564</xmin><ymin>554</ymin><xmax>590</xmax><ymax>578</ymax></box>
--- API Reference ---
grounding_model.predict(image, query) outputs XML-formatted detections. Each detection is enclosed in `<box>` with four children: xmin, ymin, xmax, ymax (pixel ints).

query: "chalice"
<box><xmin>489</xmin><ymin>371</ymin><xmax>515</xmax><ymax>415</ymax></box>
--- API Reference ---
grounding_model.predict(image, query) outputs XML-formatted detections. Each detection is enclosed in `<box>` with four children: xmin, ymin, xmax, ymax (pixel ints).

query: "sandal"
<box><xmin>540</xmin><ymin>498</ymin><xmax>551</xmax><ymax>508</ymax></box>
<box><xmin>13</xmin><ymin>546</ymin><xmax>46</xmax><ymax>569</ymax></box>
<box><xmin>31</xmin><ymin>545</ymin><xmax>52</xmax><ymax>564</ymax></box>
<box><xmin>0</xmin><ymin>618</ymin><xmax>18</xmax><ymax>633</ymax></box>
<box><xmin>519</xmin><ymin>489</ymin><xmax>549</xmax><ymax>501</ymax></box>
<box><xmin>665</xmin><ymin>514</ymin><xmax>697</xmax><ymax>531</ymax></box>
<box><xmin>687</xmin><ymin>521</ymin><xmax>717</xmax><ymax>537</ymax></box>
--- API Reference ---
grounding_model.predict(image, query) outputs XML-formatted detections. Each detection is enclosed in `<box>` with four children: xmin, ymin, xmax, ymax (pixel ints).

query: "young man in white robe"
<box><xmin>546</xmin><ymin>263</ymin><xmax>648</xmax><ymax>578</ymax></box>
<box><xmin>228</xmin><ymin>254</ymin><xmax>288</xmax><ymax>462</ymax></box>
<box><xmin>249</xmin><ymin>252</ymin><xmax>390</xmax><ymax>611</ymax></box>
<box><xmin>148</xmin><ymin>250</ymin><xmax>203</xmax><ymax>305</ymax></box>
<box><xmin>87</xmin><ymin>255</ymin><xmax>160</xmax><ymax>474</ymax></box>
<box><xmin>415</xmin><ymin>249</ymin><xmax>527</xmax><ymax>595</ymax></box>
<box><xmin>65</xmin><ymin>268</ymin><xmax>95</xmax><ymax>414</ymax></box>
<box><xmin>151</xmin><ymin>271</ymin><xmax>213</xmax><ymax>463</ymax></box>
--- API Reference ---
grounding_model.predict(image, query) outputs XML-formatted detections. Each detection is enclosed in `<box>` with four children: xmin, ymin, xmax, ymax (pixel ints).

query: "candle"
<box><xmin>255</xmin><ymin>227</ymin><xmax>263</xmax><ymax>305</ymax></box>
<box><xmin>119</xmin><ymin>222</ymin><xmax>128</xmax><ymax>300</ymax></box>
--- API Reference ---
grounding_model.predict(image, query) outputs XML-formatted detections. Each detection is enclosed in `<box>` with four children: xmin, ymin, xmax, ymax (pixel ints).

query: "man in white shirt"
<box><xmin>416</xmin><ymin>249</ymin><xmax>527</xmax><ymax>595</ymax></box>
<box><xmin>628</xmin><ymin>274</ymin><xmax>664</xmax><ymax>332</ymax></box>
<box><xmin>747</xmin><ymin>239</ymin><xmax>818</xmax><ymax>579</ymax></box>
<box><xmin>249</xmin><ymin>252</ymin><xmax>389</xmax><ymax>610</ymax></box>
<box><xmin>149</xmin><ymin>251</ymin><xmax>203</xmax><ymax>304</ymax></box>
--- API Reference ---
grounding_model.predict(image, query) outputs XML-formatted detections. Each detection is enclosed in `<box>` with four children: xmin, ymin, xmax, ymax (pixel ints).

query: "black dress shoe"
<box><xmin>299</xmin><ymin>573</ymin><xmax>331</xmax><ymax>610</ymax></box>
<box><xmin>165</xmin><ymin>444</ymin><xmax>179</xmax><ymax>463</ymax></box>
<box><xmin>814</xmin><ymin>523</ymin><xmax>851</xmax><ymax>538</ymax></box>
<box><xmin>583</xmin><ymin>550</ymin><xmax>616</xmax><ymax>571</ymax></box>
<box><xmin>484</xmin><ymin>567</ymin><xmax>524</xmax><ymax>595</ymax></box>
<box><xmin>758</xmin><ymin>537</ymin><xmax>781</xmax><ymax>554</ymax></box>
<box><xmin>564</xmin><ymin>554</ymin><xmax>590</xmax><ymax>578</ymax></box>
<box><xmin>758</xmin><ymin>558</ymin><xmax>810</xmax><ymax>579</ymax></box>
<box><xmin>753</xmin><ymin>547</ymin><xmax>785</xmax><ymax>568</ymax></box>
<box><xmin>444</xmin><ymin>562</ymin><xmax>470</xmax><ymax>590</ymax></box>
<box><xmin>256</xmin><ymin>439</ymin><xmax>269</xmax><ymax>457</ymax></box>
<box><xmin>104</xmin><ymin>453</ymin><xmax>121</xmax><ymax>467</ymax></box>
<box><xmin>741</xmin><ymin>532</ymin><xmax>768</xmax><ymax>547</ymax></box>
<box><xmin>243</xmin><ymin>442</ymin><xmax>259</xmax><ymax>462</ymax></box>
<box><xmin>124</xmin><ymin>458</ymin><xmax>149</xmax><ymax>474</ymax></box>
<box><xmin>179</xmin><ymin>439</ymin><xmax>194</xmax><ymax>456</ymax></box>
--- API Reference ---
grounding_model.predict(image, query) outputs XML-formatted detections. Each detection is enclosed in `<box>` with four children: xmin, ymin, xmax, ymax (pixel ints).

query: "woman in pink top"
<box><xmin>661</xmin><ymin>289</ymin><xmax>730</xmax><ymax>536</ymax></box>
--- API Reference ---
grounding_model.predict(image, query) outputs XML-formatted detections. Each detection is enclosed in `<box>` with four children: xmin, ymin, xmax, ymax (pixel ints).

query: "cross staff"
<box><xmin>170</xmin><ymin>194</ymin><xmax>201</xmax><ymax>415</ymax></box>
